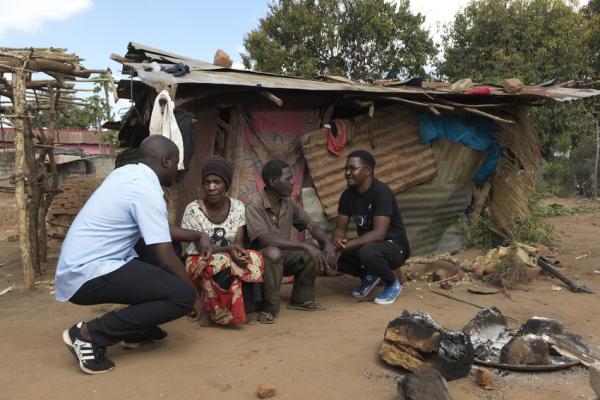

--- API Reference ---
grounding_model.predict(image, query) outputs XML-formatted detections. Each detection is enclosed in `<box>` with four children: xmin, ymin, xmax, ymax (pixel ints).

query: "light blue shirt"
<box><xmin>54</xmin><ymin>163</ymin><xmax>172</xmax><ymax>301</ymax></box>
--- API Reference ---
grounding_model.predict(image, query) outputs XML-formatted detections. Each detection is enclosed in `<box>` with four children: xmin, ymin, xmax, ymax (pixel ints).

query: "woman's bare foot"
<box><xmin>198</xmin><ymin>310</ymin><xmax>215</xmax><ymax>327</ymax></box>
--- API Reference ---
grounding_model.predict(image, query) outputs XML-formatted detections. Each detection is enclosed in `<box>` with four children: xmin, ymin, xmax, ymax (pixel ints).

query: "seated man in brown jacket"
<box><xmin>245</xmin><ymin>160</ymin><xmax>336</xmax><ymax>324</ymax></box>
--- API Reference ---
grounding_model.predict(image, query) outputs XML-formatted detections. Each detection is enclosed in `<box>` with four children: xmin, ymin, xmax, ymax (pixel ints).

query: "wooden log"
<box><xmin>470</xmin><ymin>181</ymin><xmax>492</xmax><ymax>228</ymax></box>
<box><xmin>107</xmin><ymin>70</ymin><xmax>118</xmax><ymax>102</ymax></box>
<box><xmin>464</xmin><ymin>107</ymin><xmax>515</xmax><ymax>124</ymax></box>
<box><xmin>590</xmin><ymin>362</ymin><xmax>600</xmax><ymax>398</ymax></box>
<box><xmin>379</xmin><ymin>311</ymin><xmax>474</xmax><ymax>381</ymax></box>
<box><xmin>0</xmin><ymin>58</ymin><xmax>107</xmax><ymax>78</ymax></box>
<box><xmin>259</xmin><ymin>91</ymin><xmax>283</xmax><ymax>107</ymax></box>
<box><xmin>378</xmin><ymin>96</ymin><xmax>455</xmax><ymax>111</ymax></box>
<box><xmin>12</xmin><ymin>67</ymin><xmax>35</xmax><ymax>289</ymax></box>
<box><xmin>405</xmin><ymin>254</ymin><xmax>461</xmax><ymax>266</ymax></box>
<box><xmin>25</xmin><ymin>80</ymin><xmax>75</xmax><ymax>89</ymax></box>
<box><xmin>0</xmin><ymin>47</ymin><xmax>67</xmax><ymax>52</ymax></box>
<box><xmin>110</xmin><ymin>53</ymin><xmax>128</xmax><ymax>64</ymax></box>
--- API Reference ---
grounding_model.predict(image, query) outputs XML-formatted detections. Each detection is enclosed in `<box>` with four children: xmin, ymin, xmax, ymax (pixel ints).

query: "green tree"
<box><xmin>437</xmin><ymin>0</ymin><xmax>598</xmax><ymax>194</ymax></box>
<box><xmin>32</xmin><ymin>75</ymin><xmax>113</xmax><ymax>131</ymax></box>
<box><xmin>437</xmin><ymin>0</ymin><xmax>591</xmax><ymax>84</ymax></box>
<box><xmin>242</xmin><ymin>0</ymin><xmax>436</xmax><ymax>81</ymax></box>
<box><xmin>583</xmin><ymin>0</ymin><xmax>600</xmax><ymax>76</ymax></box>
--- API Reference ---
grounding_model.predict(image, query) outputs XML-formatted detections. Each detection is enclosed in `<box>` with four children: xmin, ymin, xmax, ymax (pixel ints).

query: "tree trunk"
<box><xmin>12</xmin><ymin>68</ymin><xmax>35</xmax><ymax>289</ymax></box>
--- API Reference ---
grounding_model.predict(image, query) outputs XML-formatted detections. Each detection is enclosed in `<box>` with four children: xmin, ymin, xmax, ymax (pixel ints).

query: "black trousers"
<box><xmin>337</xmin><ymin>241</ymin><xmax>408</xmax><ymax>285</ymax></box>
<box><xmin>70</xmin><ymin>259</ymin><xmax>197</xmax><ymax>347</ymax></box>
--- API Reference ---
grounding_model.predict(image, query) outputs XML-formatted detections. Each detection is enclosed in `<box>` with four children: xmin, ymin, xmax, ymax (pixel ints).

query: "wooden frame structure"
<box><xmin>0</xmin><ymin>47</ymin><xmax>110</xmax><ymax>289</ymax></box>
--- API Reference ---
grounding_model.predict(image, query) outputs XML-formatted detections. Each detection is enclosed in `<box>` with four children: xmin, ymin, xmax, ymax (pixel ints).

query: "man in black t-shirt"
<box><xmin>332</xmin><ymin>150</ymin><xmax>410</xmax><ymax>305</ymax></box>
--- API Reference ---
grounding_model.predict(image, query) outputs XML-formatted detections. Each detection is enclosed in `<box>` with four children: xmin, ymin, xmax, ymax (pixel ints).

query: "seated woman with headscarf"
<box><xmin>181</xmin><ymin>156</ymin><xmax>264</xmax><ymax>326</ymax></box>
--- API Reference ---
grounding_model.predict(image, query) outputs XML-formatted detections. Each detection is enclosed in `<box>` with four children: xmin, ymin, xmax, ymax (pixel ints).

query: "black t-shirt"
<box><xmin>338</xmin><ymin>179</ymin><xmax>410</xmax><ymax>256</ymax></box>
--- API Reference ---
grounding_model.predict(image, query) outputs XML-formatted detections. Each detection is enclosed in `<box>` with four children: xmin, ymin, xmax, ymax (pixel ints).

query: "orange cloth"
<box><xmin>327</xmin><ymin>119</ymin><xmax>348</xmax><ymax>156</ymax></box>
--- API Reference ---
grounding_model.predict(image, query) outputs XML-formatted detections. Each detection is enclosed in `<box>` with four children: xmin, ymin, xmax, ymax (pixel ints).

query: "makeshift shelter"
<box><xmin>109</xmin><ymin>42</ymin><xmax>600</xmax><ymax>255</ymax></box>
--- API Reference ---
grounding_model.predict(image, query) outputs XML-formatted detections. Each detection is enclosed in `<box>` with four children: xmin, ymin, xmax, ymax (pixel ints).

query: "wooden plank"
<box><xmin>176</xmin><ymin>107</ymin><xmax>218</xmax><ymax>222</ymax></box>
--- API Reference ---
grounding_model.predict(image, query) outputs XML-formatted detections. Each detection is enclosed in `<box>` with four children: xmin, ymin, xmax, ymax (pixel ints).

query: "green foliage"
<box><xmin>460</xmin><ymin>213</ymin><xmax>496</xmax><ymax>249</ymax></box>
<box><xmin>512</xmin><ymin>216</ymin><xmax>555</xmax><ymax>245</ymax></box>
<box><xmin>438</xmin><ymin>0</ymin><xmax>599</xmax><ymax>195</ymax></box>
<box><xmin>461</xmin><ymin>189</ymin><xmax>557</xmax><ymax>250</ymax></box>
<box><xmin>437</xmin><ymin>0</ymin><xmax>591</xmax><ymax>84</ymax></box>
<box><xmin>32</xmin><ymin>75</ymin><xmax>113</xmax><ymax>131</ymax></box>
<box><xmin>583</xmin><ymin>0</ymin><xmax>600</xmax><ymax>75</ymax></box>
<box><xmin>540</xmin><ymin>106</ymin><xmax>598</xmax><ymax>195</ymax></box>
<box><xmin>529</xmin><ymin>101</ymin><xmax>596</xmax><ymax>160</ymax></box>
<box><xmin>242</xmin><ymin>0</ymin><xmax>436</xmax><ymax>81</ymax></box>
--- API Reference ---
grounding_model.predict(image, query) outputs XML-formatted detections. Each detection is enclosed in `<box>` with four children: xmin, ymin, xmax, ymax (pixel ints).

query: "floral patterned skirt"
<box><xmin>185</xmin><ymin>250</ymin><xmax>264</xmax><ymax>325</ymax></box>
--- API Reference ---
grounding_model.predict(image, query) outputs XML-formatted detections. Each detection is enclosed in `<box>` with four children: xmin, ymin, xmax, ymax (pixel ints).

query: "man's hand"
<box><xmin>195</xmin><ymin>235</ymin><xmax>213</xmax><ymax>260</ymax></box>
<box><xmin>332</xmin><ymin>238</ymin><xmax>347</xmax><ymax>251</ymax></box>
<box><xmin>323</xmin><ymin>241</ymin><xmax>337</xmax><ymax>268</ymax></box>
<box><xmin>229</xmin><ymin>244</ymin><xmax>250</xmax><ymax>267</ymax></box>
<box><xmin>187</xmin><ymin>296</ymin><xmax>203</xmax><ymax>322</ymax></box>
<box><xmin>303</xmin><ymin>243</ymin><xmax>328</xmax><ymax>273</ymax></box>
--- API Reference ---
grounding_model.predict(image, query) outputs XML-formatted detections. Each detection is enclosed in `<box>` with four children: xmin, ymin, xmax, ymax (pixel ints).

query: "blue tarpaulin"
<box><xmin>418</xmin><ymin>113</ymin><xmax>501</xmax><ymax>184</ymax></box>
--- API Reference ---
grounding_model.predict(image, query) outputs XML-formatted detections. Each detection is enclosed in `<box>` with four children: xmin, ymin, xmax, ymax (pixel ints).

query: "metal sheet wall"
<box><xmin>303</xmin><ymin>105</ymin><xmax>437</xmax><ymax>217</ymax></box>
<box><xmin>396</xmin><ymin>183</ymin><xmax>472</xmax><ymax>256</ymax></box>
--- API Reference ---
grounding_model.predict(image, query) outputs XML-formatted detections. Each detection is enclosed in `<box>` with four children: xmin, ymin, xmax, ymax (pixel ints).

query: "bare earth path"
<box><xmin>1</xmin><ymin>193</ymin><xmax>599</xmax><ymax>400</ymax></box>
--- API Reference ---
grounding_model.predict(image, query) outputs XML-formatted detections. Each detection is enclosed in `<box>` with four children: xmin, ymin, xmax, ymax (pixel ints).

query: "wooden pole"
<box><xmin>36</xmin><ymin>87</ymin><xmax>59</xmax><ymax>263</ymax></box>
<box><xmin>12</xmin><ymin>67</ymin><xmax>35</xmax><ymax>289</ymax></box>
<box><xmin>594</xmin><ymin>119</ymin><xmax>599</xmax><ymax>199</ymax></box>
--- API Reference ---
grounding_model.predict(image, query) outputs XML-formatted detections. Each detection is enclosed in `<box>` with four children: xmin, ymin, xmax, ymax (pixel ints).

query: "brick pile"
<box><xmin>46</xmin><ymin>175</ymin><xmax>105</xmax><ymax>239</ymax></box>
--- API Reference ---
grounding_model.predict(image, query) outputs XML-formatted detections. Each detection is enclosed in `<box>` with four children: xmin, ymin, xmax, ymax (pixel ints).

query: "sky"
<box><xmin>1</xmin><ymin>0</ymin><xmax>591</xmax><ymax>70</ymax></box>
<box><xmin>0</xmin><ymin>0</ymin><xmax>494</xmax><ymax>71</ymax></box>
<box><xmin>0</xmin><ymin>0</ymin><xmax>589</xmax><ymax>115</ymax></box>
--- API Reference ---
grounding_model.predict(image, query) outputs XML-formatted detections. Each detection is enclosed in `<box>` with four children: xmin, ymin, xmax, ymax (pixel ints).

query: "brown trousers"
<box><xmin>261</xmin><ymin>250</ymin><xmax>317</xmax><ymax>315</ymax></box>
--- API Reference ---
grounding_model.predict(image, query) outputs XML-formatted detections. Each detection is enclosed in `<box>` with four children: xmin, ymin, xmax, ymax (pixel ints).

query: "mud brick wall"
<box><xmin>46</xmin><ymin>175</ymin><xmax>105</xmax><ymax>239</ymax></box>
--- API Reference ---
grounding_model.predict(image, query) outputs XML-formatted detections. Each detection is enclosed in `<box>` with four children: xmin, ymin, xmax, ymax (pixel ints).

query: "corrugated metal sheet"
<box><xmin>396</xmin><ymin>183</ymin><xmax>472</xmax><ymax>256</ymax></box>
<box><xmin>303</xmin><ymin>105</ymin><xmax>437</xmax><ymax>218</ymax></box>
<box><xmin>121</xmin><ymin>44</ymin><xmax>600</xmax><ymax>102</ymax></box>
<box><xmin>430</xmin><ymin>139</ymin><xmax>486</xmax><ymax>185</ymax></box>
<box><xmin>395</xmin><ymin>138</ymin><xmax>485</xmax><ymax>255</ymax></box>
<box><xmin>302</xmin><ymin>134</ymin><xmax>483</xmax><ymax>256</ymax></box>
<box><xmin>126</xmin><ymin>42</ymin><xmax>224</xmax><ymax>71</ymax></box>
<box><xmin>126</xmin><ymin>63</ymin><xmax>600</xmax><ymax>102</ymax></box>
<box><xmin>301</xmin><ymin>182</ymin><xmax>472</xmax><ymax>256</ymax></box>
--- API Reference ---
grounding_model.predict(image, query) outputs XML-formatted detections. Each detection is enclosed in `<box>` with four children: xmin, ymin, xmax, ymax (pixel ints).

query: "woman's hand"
<box><xmin>229</xmin><ymin>244</ymin><xmax>250</xmax><ymax>267</ymax></box>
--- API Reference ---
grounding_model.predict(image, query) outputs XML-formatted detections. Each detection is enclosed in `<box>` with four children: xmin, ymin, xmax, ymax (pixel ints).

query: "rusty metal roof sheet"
<box><xmin>120</xmin><ymin>43</ymin><xmax>600</xmax><ymax>103</ymax></box>
<box><xmin>302</xmin><ymin>105</ymin><xmax>437</xmax><ymax>218</ymax></box>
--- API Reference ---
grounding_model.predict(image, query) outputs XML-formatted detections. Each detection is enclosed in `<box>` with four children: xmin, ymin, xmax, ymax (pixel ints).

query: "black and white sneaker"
<box><xmin>62</xmin><ymin>322</ymin><xmax>115</xmax><ymax>375</ymax></box>
<box><xmin>120</xmin><ymin>326</ymin><xmax>168</xmax><ymax>349</ymax></box>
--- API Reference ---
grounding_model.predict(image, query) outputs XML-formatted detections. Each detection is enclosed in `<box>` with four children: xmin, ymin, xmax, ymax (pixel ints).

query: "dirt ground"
<box><xmin>1</xmin><ymin>193</ymin><xmax>600</xmax><ymax>400</ymax></box>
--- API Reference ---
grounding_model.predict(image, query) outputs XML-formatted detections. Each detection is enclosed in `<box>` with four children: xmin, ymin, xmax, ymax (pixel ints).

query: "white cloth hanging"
<box><xmin>149</xmin><ymin>89</ymin><xmax>185</xmax><ymax>170</ymax></box>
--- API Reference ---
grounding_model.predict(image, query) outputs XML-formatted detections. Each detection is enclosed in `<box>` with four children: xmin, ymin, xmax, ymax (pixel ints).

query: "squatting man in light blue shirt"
<box><xmin>56</xmin><ymin>135</ymin><xmax>212</xmax><ymax>375</ymax></box>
